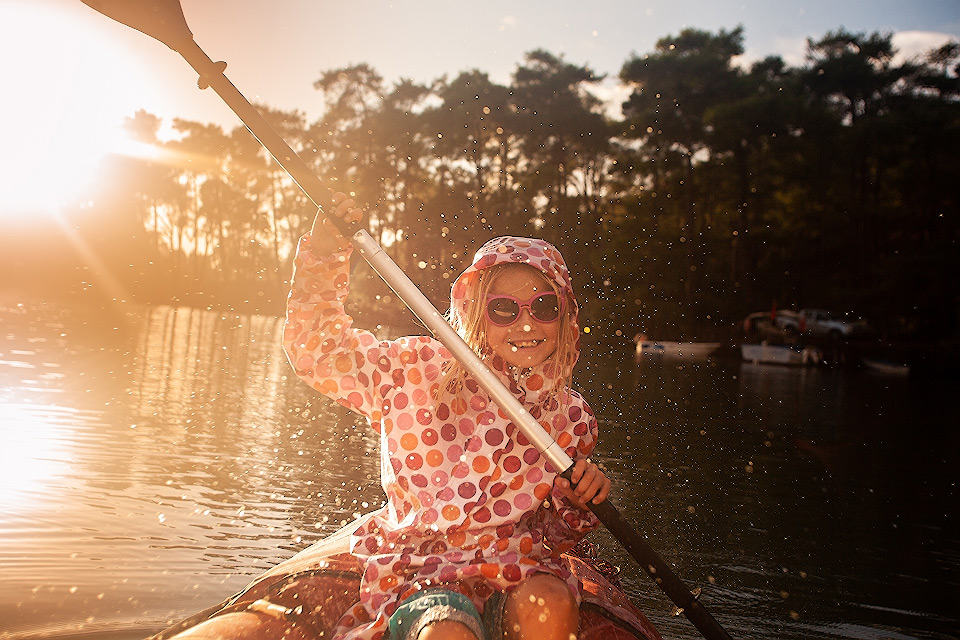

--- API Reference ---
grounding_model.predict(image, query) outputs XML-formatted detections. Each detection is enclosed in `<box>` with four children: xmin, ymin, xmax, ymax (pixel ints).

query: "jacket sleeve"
<box><xmin>548</xmin><ymin>398</ymin><xmax>601</xmax><ymax>537</ymax></box>
<box><xmin>283</xmin><ymin>234</ymin><xmax>397</xmax><ymax>429</ymax></box>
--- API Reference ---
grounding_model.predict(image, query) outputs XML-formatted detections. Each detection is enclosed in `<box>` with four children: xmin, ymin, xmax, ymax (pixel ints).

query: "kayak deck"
<box><xmin>151</xmin><ymin>543</ymin><xmax>662</xmax><ymax>640</ymax></box>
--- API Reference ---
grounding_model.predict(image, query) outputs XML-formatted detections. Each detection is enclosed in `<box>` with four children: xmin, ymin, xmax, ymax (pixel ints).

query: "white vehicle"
<box><xmin>776</xmin><ymin>308</ymin><xmax>870</xmax><ymax>339</ymax></box>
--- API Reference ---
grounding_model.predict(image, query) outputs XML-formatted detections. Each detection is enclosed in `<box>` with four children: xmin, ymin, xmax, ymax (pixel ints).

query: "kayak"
<box><xmin>149</xmin><ymin>519</ymin><xmax>662</xmax><ymax>640</ymax></box>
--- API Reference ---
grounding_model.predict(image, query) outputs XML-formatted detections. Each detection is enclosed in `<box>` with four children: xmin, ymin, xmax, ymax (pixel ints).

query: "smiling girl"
<box><xmin>283</xmin><ymin>194</ymin><xmax>611</xmax><ymax>640</ymax></box>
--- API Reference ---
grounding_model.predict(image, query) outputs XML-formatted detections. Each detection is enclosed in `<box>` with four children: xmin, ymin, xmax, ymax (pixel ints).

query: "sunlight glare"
<box><xmin>0</xmin><ymin>2</ymin><xmax>161</xmax><ymax>218</ymax></box>
<box><xmin>0</xmin><ymin>402</ymin><xmax>74</xmax><ymax>513</ymax></box>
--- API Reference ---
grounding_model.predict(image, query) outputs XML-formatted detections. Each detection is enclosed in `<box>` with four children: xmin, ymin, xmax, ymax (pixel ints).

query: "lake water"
<box><xmin>0</xmin><ymin>300</ymin><xmax>956</xmax><ymax>640</ymax></box>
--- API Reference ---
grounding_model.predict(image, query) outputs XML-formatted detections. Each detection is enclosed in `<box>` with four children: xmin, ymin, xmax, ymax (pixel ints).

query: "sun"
<box><xmin>0</xmin><ymin>1</ymin><xmax>169</xmax><ymax>220</ymax></box>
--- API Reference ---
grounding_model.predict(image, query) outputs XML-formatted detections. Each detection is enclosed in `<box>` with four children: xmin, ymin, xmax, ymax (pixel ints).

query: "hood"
<box><xmin>450</xmin><ymin>236</ymin><xmax>581</xmax><ymax>390</ymax></box>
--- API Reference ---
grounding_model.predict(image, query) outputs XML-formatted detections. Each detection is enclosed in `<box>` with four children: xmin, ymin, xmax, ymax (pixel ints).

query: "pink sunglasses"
<box><xmin>485</xmin><ymin>292</ymin><xmax>564</xmax><ymax>327</ymax></box>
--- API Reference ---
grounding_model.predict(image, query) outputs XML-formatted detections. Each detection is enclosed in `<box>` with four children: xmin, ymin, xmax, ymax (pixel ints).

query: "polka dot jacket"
<box><xmin>283</xmin><ymin>235</ymin><xmax>600</xmax><ymax>640</ymax></box>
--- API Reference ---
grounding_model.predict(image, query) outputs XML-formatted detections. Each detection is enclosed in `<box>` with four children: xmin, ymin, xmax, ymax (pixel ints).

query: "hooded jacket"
<box><xmin>284</xmin><ymin>234</ymin><xmax>599</xmax><ymax>640</ymax></box>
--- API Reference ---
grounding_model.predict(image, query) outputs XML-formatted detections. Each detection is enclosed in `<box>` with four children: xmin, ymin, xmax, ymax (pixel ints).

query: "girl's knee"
<box><xmin>504</xmin><ymin>574</ymin><xmax>578</xmax><ymax>639</ymax></box>
<box><xmin>519</xmin><ymin>573</ymin><xmax>576</xmax><ymax>609</ymax></box>
<box><xmin>418</xmin><ymin>620</ymin><xmax>480</xmax><ymax>640</ymax></box>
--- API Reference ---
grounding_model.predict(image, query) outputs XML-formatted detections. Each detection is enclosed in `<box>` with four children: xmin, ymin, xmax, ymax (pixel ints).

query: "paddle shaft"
<box><xmin>562</xmin><ymin>466</ymin><xmax>733</xmax><ymax>640</ymax></box>
<box><xmin>84</xmin><ymin>10</ymin><xmax>734</xmax><ymax>637</ymax></box>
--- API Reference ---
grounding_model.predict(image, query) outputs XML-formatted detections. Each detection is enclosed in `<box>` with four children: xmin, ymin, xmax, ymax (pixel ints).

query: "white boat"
<box><xmin>636</xmin><ymin>339</ymin><xmax>721</xmax><ymax>361</ymax></box>
<box><xmin>862</xmin><ymin>357</ymin><xmax>910</xmax><ymax>376</ymax></box>
<box><xmin>741</xmin><ymin>342</ymin><xmax>821</xmax><ymax>366</ymax></box>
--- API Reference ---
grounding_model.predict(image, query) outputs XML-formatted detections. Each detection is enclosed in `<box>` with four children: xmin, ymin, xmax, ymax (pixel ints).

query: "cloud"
<box><xmin>892</xmin><ymin>30</ymin><xmax>957</xmax><ymax>63</ymax></box>
<box><xmin>498</xmin><ymin>15</ymin><xmax>518</xmax><ymax>32</ymax></box>
<box><xmin>735</xmin><ymin>31</ymin><xmax>957</xmax><ymax>71</ymax></box>
<box><xmin>736</xmin><ymin>36</ymin><xmax>808</xmax><ymax>71</ymax></box>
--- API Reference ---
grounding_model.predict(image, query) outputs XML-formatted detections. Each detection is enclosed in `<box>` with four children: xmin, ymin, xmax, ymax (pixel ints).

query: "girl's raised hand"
<box><xmin>309</xmin><ymin>192</ymin><xmax>364</xmax><ymax>255</ymax></box>
<box><xmin>554</xmin><ymin>458</ymin><xmax>611</xmax><ymax>510</ymax></box>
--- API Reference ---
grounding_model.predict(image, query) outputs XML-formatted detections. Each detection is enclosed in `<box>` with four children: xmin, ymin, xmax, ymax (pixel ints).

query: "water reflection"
<box><xmin>0</xmin><ymin>302</ymin><xmax>956</xmax><ymax>640</ymax></box>
<box><xmin>0</xmin><ymin>301</ymin><xmax>382</xmax><ymax>638</ymax></box>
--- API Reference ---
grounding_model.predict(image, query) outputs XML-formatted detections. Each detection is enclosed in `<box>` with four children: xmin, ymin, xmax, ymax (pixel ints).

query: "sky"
<box><xmin>1</xmin><ymin>0</ymin><xmax>958</xmax><ymax>217</ymax></box>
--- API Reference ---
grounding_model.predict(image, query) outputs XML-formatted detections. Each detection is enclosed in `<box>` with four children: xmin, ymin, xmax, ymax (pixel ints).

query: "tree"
<box><xmin>619</xmin><ymin>27</ymin><xmax>746</xmax><ymax>320</ymax></box>
<box><xmin>511</xmin><ymin>51</ymin><xmax>610</xmax><ymax>244</ymax></box>
<box><xmin>425</xmin><ymin>70</ymin><xmax>518</xmax><ymax>253</ymax></box>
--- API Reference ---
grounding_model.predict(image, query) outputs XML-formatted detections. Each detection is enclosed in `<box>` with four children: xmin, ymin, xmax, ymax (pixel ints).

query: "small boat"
<box><xmin>635</xmin><ymin>337</ymin><xmax>721</xmax><ymax>361</ymax></box>
<box><xmin>741</xmin><ymin>342</ymin><xmax>822</xmax><ymax>366</ymax></box>
<box><xmin>150</xmin><ymin>520</ymin><xmax>662</xmax><ymax>640</ymax></box>
<box><xmin>862</xmin><ymin>357</ymin><xmax>910</xmax><ymax>376</ymax></box>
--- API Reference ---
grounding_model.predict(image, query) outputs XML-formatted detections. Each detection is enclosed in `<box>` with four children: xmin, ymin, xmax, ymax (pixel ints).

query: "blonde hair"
<box><xmin>439</xmin><ymin>263</ymin><xmax>578</xmax><ymax>402</ymax></box>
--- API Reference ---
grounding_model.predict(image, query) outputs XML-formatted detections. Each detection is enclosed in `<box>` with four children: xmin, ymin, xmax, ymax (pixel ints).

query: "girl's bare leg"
<box><xmin>418</xmin><ymin>620</ymin><xmax>480</xmax><ymax>640</ymax></box>
<box><xmin>170</xmin><ymin>611</ymin><xmax>312</xmax><ymax>640</ymax></box>
<box><xmin>502</xmin><ymin>574</ymin><xmax>578</xmax><ymax>640</ymax></box>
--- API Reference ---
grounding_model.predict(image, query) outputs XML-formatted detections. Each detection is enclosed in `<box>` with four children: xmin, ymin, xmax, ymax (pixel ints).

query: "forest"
<box><xmin>4</xmin><ymin>26</ymin><xmax>959</xmax><ymax>343</ymax></box>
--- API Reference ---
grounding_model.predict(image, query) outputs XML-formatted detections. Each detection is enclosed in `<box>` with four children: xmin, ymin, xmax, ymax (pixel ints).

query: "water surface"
<box><xmin>0</xmin><ymin>300</ymin><xmax>956</xmax><ymax>639</ymax></box>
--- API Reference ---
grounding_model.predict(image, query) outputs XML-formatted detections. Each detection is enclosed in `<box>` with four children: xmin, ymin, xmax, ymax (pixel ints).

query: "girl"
<box><xmin>283</xmin><ymin>194</ymin><xmax>611</xmax><ymax>640</ymax></box>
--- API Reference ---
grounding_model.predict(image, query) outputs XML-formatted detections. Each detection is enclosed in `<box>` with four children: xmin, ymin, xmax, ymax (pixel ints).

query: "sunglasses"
<box><xmin>485</xmin><ymin>292</ymin><xmax>564</xmax><ymax>327</ymax></box>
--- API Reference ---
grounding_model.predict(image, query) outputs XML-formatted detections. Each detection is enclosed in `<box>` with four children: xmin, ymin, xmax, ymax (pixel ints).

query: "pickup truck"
<box><xmin>775</xmin><ymin>308</ymin><xmax>870</xmax><ymax>339</ymax></box>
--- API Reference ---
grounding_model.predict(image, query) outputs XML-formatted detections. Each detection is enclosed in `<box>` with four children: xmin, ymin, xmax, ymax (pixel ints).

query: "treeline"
<box><xmin>11</xmin><ymin>27</ymin><xmax>960</xmax><ymax>340</ymax></box>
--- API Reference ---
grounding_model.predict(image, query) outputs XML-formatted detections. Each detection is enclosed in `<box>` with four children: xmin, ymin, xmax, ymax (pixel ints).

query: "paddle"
<box><xmin>77</xmin><ymin>2</ymin><xmax>735</xmax><ymax>638</ymax></box>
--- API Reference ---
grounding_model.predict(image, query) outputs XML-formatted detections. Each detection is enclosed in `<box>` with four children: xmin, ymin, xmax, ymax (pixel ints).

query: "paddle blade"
<box><xmin>79</xmin><ymin>0</ymin><xmax>193</xmax><ymax>51</ymax></box>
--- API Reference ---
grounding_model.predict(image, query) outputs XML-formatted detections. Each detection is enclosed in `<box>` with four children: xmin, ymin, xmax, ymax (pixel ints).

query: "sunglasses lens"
<box><xmin>486</xmin><ymin>297</ymin><xmax>521</xmax><ymax>326</ymax></box>
<box><xmin>531</xmin><ymin>294</ymin><xmax>561</xmax><ymax>322</ymax></box>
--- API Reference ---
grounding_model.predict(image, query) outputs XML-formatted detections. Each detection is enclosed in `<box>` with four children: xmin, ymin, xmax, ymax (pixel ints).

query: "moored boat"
<box><xmin>151</xmin><ymin>520</ymin><xmax>662</xmax><ymax>640</ymax></box>
<box><xmin>862</xmin><ymin>357</ymin><xmax>910</xmax><ymax>376</ymax></box>
<box><xmin>635</xmin><ymin>337</ymin><xmax>721</xmax><ymax>361</ymax></box>
<box><xmin>741</xmin><ymin>342</ymin><xmax>822</xmax><ymax>366</ymax></box>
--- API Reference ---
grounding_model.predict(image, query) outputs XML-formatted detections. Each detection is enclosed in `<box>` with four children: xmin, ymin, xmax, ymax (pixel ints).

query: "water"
<box><xmin>0</xmin><ymin>300</ymin><xmax>956</xmax><ymax>639</ymax></box>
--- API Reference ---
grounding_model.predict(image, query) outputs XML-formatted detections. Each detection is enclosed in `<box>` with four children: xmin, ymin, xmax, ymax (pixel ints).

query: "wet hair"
<box><xmin>439</xmin><ymin>263</ymin><xmax>577</xmax><ymax>401</ymax></box>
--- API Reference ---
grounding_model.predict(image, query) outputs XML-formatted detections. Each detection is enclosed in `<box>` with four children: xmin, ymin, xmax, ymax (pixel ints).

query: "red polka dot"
<box><xmin>503</xmin><ymin>455</ymin><xmax>521</xmax><ymax>473</ymax></box>
<box><xmin>441</xmin><ymin>423</ymin><xmax>457</xmax><ymax>441</ymax></box>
